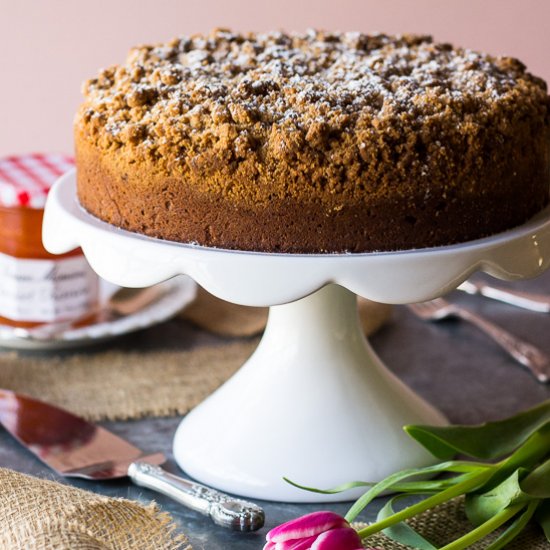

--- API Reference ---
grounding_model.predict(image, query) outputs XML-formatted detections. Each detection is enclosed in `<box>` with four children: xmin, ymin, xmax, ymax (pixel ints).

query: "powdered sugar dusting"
<box><xmin>79</xmin><ymin>29</ymin><xmax>547</xmax><ymax>163</ymax></box>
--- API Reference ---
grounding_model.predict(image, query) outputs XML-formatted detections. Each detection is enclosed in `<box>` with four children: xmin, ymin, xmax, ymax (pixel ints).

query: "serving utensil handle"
<box><xmin>454</xmin><ymin>307</ymin><xmax>550</xmax><ymax>383</ymax></box>
<box><xmin>128</xmin><ymin>462</ymin><xmax>265</xmax><ymax>531</ymax></box>
<box><xmin>458</xmin><ymin>281</ymin><xmax>550</xmax><ymax>312</ymax></box>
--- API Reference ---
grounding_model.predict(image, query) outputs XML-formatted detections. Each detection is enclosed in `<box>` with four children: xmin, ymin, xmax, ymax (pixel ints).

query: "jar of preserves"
<box><xmin>0</xmin><ymin>154</ymin><xmax>99</xmax><ymax>328</ymax></box>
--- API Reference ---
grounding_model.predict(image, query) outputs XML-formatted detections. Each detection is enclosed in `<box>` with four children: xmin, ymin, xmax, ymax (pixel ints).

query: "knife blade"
<box><xmin>0</xmin><ymin>389</ymin><xmax>264</xmax><ymax>531</ymax></box>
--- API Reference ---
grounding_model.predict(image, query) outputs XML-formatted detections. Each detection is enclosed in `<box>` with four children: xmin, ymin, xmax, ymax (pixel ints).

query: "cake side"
<box><xmin>75</xmin><ymin>30</ymin><xmax>550</xmax><ymax>253</ymax></box>
<box><xmin>75</xmin><ymin>131</ymin><xmax>549</xmax><ymax>253</ymax></box>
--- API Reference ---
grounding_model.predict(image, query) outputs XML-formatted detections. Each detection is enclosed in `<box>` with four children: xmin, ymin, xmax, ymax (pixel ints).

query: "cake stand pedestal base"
<box><xmin>174</xmin><ymin>284</ymin><xmax>446</xmax><ymax>502</ymax></box>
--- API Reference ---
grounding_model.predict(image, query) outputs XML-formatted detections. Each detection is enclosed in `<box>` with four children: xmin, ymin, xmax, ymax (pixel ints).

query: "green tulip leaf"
<box><xmin>405</xmin><ymin>400</ymin><xmax>550</xmax><ymax>460</ymax></box>
<box><xmin>377</xmin><ymin>494</ymin><xmax>437</xmax><ymax>550</ymax></box>
<box><xmin>465</xmin><ymin>469</ymin><xmax>531</xmax><ymax>526</ymax></box>
<box><xmin>520</xmin><ymin>458</ymin><xmax>550</xmax><ymax>498</ymax></box>
<box><xmin>283</xmin><ymin>478</ymin><xmax>373</xmax><ymax>494</ymax></box>
<box><xmin>391</xmin><ymin>477</ymin><xmax>469</xmax><ymax>493</ymax></box>
<box><xmin>535</xmin><ymin>500</ymin><xmax>550</xmax><ymax>542</ymax></box>
<box><xmin>285</xmin><ymin>468</ymin><xmax>481</xmax><ymax>497</ymax></box>
<box><xmin>345</xmin><ymin>461</ymin><xmax>489</xmax><ymax>523</ymax></box>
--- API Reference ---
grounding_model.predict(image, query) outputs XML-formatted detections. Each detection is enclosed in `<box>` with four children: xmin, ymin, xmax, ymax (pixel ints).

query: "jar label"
<box><xmin>0</xmin><ymin>252</ymin><xmax>99</xmax><ymax>322</ymax></box>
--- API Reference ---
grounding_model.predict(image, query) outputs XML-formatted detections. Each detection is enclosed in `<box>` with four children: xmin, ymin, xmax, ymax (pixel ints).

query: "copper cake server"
<box><xmin>0</xmin><ymin>389</ymin><xmax>264</xmax><ymax>531</ymax></box>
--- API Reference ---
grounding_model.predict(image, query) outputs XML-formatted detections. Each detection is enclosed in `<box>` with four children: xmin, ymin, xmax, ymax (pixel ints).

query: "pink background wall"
<box><xmin>1</xmin><ymin>0</ymin><xmax>548</xmax><ymax>157</ymax></box>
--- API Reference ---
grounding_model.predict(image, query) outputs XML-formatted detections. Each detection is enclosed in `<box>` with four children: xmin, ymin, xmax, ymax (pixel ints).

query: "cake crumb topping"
<box><xmin>77</xmin><ymin>29</ymin><xmax>549</xmax><ymax>203</ymax></box>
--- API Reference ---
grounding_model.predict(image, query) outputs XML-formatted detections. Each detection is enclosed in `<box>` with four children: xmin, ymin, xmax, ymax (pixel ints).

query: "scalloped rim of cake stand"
<box><xmin>43</xmin><ymin>170</ymin><xmax>550</xmax><ymax>307</ymax></box>
<box><xmin>42</xmin><ymin>171</ymin><xmax>550</xmax><ymax>502</ymax></box>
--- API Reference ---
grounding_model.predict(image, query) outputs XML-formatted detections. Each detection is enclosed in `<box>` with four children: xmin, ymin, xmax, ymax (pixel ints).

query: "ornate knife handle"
<box><xmin>128</xmin><ymin>462</ymin><xmax>265</xmax><ymax>531</ymax></box>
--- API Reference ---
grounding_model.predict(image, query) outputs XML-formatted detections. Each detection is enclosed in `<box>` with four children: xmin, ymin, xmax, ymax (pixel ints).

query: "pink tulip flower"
<box><xmin>263</xmin><ymin>511</ymin><xmax>365</xmax><ymax>549</ymax></box>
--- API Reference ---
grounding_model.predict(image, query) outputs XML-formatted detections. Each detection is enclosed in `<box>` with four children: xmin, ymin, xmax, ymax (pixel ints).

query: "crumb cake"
<box><xmin>75</xmin><ymin>30</ymin><xmax>550</xmax><ymax>253</ymax></box>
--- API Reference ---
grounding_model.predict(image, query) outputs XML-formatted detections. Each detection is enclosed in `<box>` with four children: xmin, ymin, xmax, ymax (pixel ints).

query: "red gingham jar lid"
<box><xmin>0</xmin><ymin>153</ymin><xmax>74</xmax><ymax>209</ymax></box>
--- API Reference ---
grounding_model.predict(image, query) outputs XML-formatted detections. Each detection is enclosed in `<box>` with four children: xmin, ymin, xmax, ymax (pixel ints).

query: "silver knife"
<box><xmin>458</xmin><ymin>280</ymin><xmax>550</xmax><ymax>313</ymax></box>
<box><xmin>0</xmin><ymin>389</ymin><xmax>264</xmax><ymax>532</ymax></box>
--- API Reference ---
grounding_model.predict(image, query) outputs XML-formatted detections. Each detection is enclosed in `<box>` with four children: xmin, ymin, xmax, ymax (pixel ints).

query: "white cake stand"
<box><xmin>43</xmin><ymin>171</ymin><xmax>550</xmax><ymax>502</ymax></box>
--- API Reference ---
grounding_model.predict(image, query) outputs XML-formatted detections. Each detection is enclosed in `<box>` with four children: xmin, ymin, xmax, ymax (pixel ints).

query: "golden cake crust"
<box><xmin>75</xmin><ymin>29</ymin><xmax>550</xmax><ymax>252</ymax></box>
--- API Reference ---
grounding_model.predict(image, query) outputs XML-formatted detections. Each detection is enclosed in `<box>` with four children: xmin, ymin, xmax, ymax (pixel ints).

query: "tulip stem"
<box><xmin>438</xmin><ymin>503</ymin><xmax>525</xmax><ymax>550</ymax></box>
<box><xmin>356</xmin><ymin>468</ymin><xmax>494</xmax><ymax>539</ymax></box>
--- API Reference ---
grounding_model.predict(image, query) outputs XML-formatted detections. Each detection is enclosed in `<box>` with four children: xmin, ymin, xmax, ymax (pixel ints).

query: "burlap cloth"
<box><xmin>0</xmin><ymin>467</ymin><xmax>190</xmax><ymax>550</ymax></box>
<box><xmin>0</xmin><ymin>288</ymin><xmax>392</xmax><ymax>421</ymax></box>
